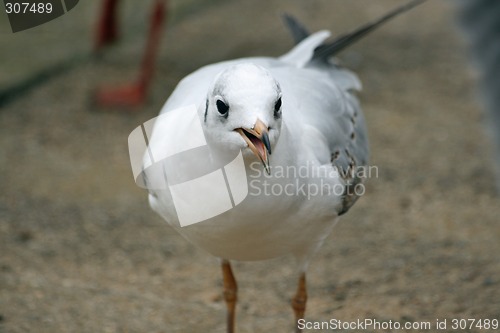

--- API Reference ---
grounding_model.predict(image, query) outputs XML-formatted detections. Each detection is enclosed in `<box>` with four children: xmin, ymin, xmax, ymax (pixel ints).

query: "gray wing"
<box><xmin>327</xmin><ymin>73</ymin><xmax>369</xmax><ymax>215</ymax></box>
<box><xmin>272</xmin><ymin>64</ymin><xmax>369</xmax><ymax>216</ymax></box>
<box><xmin>329</xmin><ymin>84</ymin><xmax>369</xmax><ymax>215</ymax></box>
<box><xmin>278</xmin><ymin>2</ymin><xmax>426</xmax><ymax>213</ymax></box>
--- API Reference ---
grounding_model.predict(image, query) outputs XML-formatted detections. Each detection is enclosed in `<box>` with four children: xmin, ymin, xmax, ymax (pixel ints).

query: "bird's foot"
<box><xmin>94</xmin><ymin>83</ymin><xmax>147</xmax><ymax>108</ymax></box>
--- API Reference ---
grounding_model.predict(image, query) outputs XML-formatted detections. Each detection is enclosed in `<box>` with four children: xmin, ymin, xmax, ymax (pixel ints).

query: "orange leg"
<box><xmin>94</xmin><ymin>0</ymin><xmax>120</xmax><ymax>51</ymax></box>
<box><xmin>291</xmin><ymin>273</ymin><xmax>307</xmax><ymax>333</ymax></box>
<box><xmin>94</xmin><ymin>0</ymin><xmax>168</xmax><ymax>108</ymax></box>
<box><xmin>221</xmin><ymin>260</ymin><xmax>238</xmax><ymax>333</ymax></box>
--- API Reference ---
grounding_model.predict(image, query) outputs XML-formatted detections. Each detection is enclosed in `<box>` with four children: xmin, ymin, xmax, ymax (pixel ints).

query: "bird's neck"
<box><xmin>270</xmin><ymin>121</ymin><xmax>300</xmax><ymax>167</ymax></box>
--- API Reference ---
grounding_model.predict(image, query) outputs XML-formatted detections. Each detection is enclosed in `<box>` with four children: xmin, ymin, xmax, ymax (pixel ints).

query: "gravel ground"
<box><xmin>1</xmin><ymin>1</ymin><xmax>499</xmax><ymax>332</ymax></box>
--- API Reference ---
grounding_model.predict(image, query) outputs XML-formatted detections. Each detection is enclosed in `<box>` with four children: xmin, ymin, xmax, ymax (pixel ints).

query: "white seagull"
<box><xmin>135</xmin><ymin>1</ymin><xmax>425</xmax><ymax>332</ymax></box>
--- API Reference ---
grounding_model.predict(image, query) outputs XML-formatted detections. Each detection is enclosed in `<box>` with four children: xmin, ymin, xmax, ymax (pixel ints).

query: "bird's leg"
<box><xmin>221</xmin><ymin>259</ymin><xmax>238</xmax><ymax>333</ymax></box>
<box><xmin>291</xmin><ymin>273</ymin><xmax>307</xmax><ymax>333</ymax></box>
<box><xmin>94</xmin><ymin>0</ymin><xmax>120</xmax><ymax>51</ymax></box>
<box><xmin>94</xmin><ymin>0</ymin><xmax>168</xmax><ymax>108</ymax></box>
<box><xmin>134</xmin><ymin>0</ymin><xmax>167</xmax><ymax>99</ymax></box>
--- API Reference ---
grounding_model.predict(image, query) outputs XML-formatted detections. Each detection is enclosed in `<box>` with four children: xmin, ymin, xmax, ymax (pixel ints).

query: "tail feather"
<box><xmin>282</xmin><ymin>13</ymin><xmax>311</xmax><ymax>45</ymax></box>
<box><xmin>313</xmin><ymin>0</ymin><xmax>427</xmax><ymax>61</ymax></box>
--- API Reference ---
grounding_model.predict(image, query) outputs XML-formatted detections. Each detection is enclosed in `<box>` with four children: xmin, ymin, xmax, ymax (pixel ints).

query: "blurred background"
<box><xmin>1</xmin><ymin>0</ymin><xmax>499</xmax><ymax>332</ymax></box>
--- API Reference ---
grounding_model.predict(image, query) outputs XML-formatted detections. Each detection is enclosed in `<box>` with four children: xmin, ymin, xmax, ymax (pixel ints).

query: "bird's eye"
<box><xmin>216</xmin><ymin>99</ymin><xmax>229</xmax><ymax>116</ymax></box>
<box><xmin>274</xmin><ymin>97</ymin><xmax>282</xmax><ymax>118</ymax></box>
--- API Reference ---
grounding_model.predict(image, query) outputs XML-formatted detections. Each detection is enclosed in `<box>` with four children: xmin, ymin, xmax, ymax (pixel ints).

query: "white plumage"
<box><xmin>138</xmin><ymin>2</ymin><xmax>424</xmax><ymax>331</ymax></box>
<box><xmin>146</xmin><ymin>30</ymin><xmax>368</xmax><ymax>263</ymax></box>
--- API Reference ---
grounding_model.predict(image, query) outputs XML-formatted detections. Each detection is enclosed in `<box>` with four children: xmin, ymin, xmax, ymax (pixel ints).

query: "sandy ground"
<box><xmin>1</xmin><ymin>0</ymin><xmax>499</xmax><ymax>332</ymax></box>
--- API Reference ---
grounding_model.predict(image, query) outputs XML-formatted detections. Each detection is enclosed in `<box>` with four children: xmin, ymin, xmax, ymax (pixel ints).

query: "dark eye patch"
<box><xmin>216</xmin><ymin>99</ymin><xmax>229</xmax><ymax>117</ymax></box>
<box><xmin>204</xmin><ymin>98</ymin><xmax>209</xmax><ymax>122</ymax></box>
<box><xmin>274</xmin><ymin>97</ymin><xmax>282</xmax><ymax>118</ymax></box>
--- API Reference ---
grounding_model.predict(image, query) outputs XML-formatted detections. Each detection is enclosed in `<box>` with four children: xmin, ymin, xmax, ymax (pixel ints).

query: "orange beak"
<box><xmin>236</xmin><ymin>118</ymin><xmax>271</xmax><ymax>175</ymax></box>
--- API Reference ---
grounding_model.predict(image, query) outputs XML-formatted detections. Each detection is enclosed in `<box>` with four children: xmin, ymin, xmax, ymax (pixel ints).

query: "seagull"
<box><xmin>134</xmin><ymin>1</ymin><xmax>426</xmax><ymax>332</ymax></box>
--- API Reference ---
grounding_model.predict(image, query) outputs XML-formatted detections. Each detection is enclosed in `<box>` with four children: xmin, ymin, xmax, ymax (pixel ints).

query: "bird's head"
<box><xmin>203</xmin><ymin>63</ymin><xmax>283</xmax><ymax>174</ymax></box>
